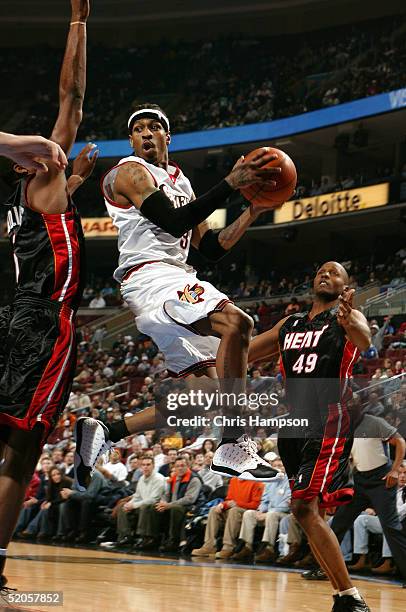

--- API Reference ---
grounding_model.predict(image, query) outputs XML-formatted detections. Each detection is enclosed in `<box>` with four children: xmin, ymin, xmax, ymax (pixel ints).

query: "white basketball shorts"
<box><xmin>120</xmin><ymin>261</ymin><xmax>232</xmax><ymax>377</ymax></box>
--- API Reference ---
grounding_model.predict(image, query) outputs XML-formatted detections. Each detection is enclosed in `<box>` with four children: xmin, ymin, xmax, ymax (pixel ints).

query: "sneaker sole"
<box><xmin>210</xmin><ymin>464</ymin><xmax>279</xmax><ymax>482</ymax></box>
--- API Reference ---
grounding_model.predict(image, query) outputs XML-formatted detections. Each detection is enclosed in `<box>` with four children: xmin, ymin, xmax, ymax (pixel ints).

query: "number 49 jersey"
<box><xmin>278</xmin><ymin>307</ymin><xmax>359</xmax><ymax>411</ymax></box>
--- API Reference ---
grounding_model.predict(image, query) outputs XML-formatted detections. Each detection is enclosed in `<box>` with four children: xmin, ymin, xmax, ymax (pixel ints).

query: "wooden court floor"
<box><xmin>2</xmin><ymin>542</ymin><xmax>405</xmax><ymax>612</ymax></box>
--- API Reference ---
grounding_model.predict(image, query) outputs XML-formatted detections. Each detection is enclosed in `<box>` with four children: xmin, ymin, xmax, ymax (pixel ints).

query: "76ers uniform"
<box><xmin>277</xmin><ymin>307</ymin><xmax>359</xmax><ymax>508</ymax></box>
<box><xmin>0</xmin><ymin>179</ymin><xmax>85</xmax><ymax>439</ymax></box>
<box><xmin>102</xmin><ymin>156</ymin><xmax>231</xmax><ymax>377</ymax></box>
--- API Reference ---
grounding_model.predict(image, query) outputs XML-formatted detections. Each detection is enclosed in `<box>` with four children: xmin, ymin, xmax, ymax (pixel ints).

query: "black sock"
<box><xmin>106</xmin><ymin>419</ymin><xmax>130</xmax><ymax>443</ymax></box>
<box><xmin>221</xmin><ymin>431</ymin><xmax>244</xmax><ymax>444</ymax></box>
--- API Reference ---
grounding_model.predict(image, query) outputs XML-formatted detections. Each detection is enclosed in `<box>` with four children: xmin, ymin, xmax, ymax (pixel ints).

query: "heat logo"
<box><xmin>283</xmin><ymin>325</ymin><xmax>329</xmax><ymax>351</ymax></box>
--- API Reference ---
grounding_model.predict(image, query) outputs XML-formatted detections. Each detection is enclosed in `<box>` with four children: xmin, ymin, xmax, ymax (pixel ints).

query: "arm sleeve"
<box><xmin>198</xmin><ymin>229</ymin><xmax>228</xmax><ymax>261</ymax></box>
<box><xmin>140</xmin><ymin>180</ymin><xmax>233</xmax><ymax>238</ymax></box>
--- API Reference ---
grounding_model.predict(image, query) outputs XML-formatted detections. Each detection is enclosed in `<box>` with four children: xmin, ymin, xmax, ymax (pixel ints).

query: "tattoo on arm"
<box><xmin>218</xmin><ymin>217</ymin><xmax>243</xmax><ymax>249</ymax></box>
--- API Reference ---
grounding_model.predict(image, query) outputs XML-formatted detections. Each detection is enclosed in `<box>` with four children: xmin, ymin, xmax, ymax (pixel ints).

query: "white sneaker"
<box><xmin>99</xmin><ymin>541</ymin><xmax>117</xmax><ymax>549</ymax></box>
<box><xmin>211</xmin><ymin>434</ymin><xmax>280</xmax><ymax>481</ymax></box>
<box><xmin>73</xmin><ymin>417</ymin><xmax>112</xmax><ymax>492</ymax></box>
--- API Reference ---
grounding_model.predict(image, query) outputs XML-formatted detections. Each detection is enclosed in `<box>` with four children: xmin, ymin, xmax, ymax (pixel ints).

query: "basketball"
<box><xmin>240</xmin><ymin>146</ymin><xmax>297</xmax><ymax>208</ymax></box>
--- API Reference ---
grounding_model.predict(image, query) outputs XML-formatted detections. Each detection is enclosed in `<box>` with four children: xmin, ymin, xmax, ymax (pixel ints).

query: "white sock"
<box><xmin>339</xmin><ymin>587</ymin><xmax>362</xmax><ymax>601</ymax></box>
<box><xmin>0</xmin><ymin>549</ymin><xmax>7</xmax><ymax>557</ymax></box>
<box><xmin>333</xmin><ymin>590</ymin><xmax>339</xmax><ymax>596</ymax></box>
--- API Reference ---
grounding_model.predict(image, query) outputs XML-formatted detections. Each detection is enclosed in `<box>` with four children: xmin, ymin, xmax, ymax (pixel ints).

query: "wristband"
<box><xmin>70</xmin><ymin>21</ymin><xmax>86</xmax><ymax>26</ymax></box>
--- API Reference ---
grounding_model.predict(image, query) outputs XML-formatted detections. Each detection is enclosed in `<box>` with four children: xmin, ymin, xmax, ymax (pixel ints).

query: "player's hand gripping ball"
<box><xmin>240</xmin><ymin>146</ymin><xmax>297</xmax><ymax>209</ymax></box>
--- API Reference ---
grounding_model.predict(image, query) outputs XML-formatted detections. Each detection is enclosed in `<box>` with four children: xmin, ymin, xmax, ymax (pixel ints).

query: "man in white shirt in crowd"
<box><xmin>100</xmin><ymin>456</ymin><xmax>165</xmax><ymax>549</ymax></box>
<box><xmin>89</xmin><ymin>294</ymin><xmax>107</xmax><ymax>309</ymax></box>
<box><xmin>348</xmin><ymin>461</ymin><xmax>406</xmax><ymax>574</ymax></box>
<box><xmin>97</xmin><ymin>449</ymin><xmax>128</xmax><ymax>483</ymax></box>
<box><xmin>152</xmin><ymin>443</ymin><xmax>166</xmax><ymax>472</ymax></box>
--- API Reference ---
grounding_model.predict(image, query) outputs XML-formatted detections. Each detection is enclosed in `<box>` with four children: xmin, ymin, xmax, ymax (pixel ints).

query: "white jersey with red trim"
<box><xmin>101</xmin><ymin>155</ymin><xmax>194</xmax><ymax>282</ymax></box>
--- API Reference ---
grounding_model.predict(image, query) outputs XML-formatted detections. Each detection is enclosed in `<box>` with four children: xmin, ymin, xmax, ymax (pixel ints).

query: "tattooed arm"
<box><xmin>191</xmin><ymin>204</ymin><xmax>260</xmax><ymax>251</ymax></box>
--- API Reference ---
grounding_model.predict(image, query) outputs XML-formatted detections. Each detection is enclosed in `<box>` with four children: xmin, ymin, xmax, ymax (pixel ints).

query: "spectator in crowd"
<box><xmin>191</xmin><ymin>477</ymin><xmax>264</xmax><ymax>559</ymax></box>
<box><xmin>61</xmin><ymin>450</ymin><xmax>75</xmax><ymax>479</ymax></box>
<box><xmin>100</xmin><ymin>456</ymin><xmax>166</xmax><ymax>549</ymax></box>
<box><xmin>364</xmin><ymin>391</ymin><xmax>385</xmax><ymax>417</ymax></box>
<box><xmin>198</xmin><ymin>451</ymin><xmax>223</xmax><ymax>492</ymax></box>
<box><xmin>192</xmin><ymin>453</ymin><xmax>205</xmax><ymax>472</ymax></box>
<box><xmin>370</xmin><ymin>317</ymin><xmax>392</xmax><ymax>353</ymax></box>
<box><xmin>329</xmin><ymin>413</ymin><xmax>406</xmax><ymax>582</ymax></box>
<box><xmin>348</xmin><ymin>461</ymin><xmax>406</xmax><ymax>575</ymax></box>
<box><xmin>139</xmin><ymin>457</ymin><xmax>202</xmax><ymax>552</ymax></box>
<box><xmin>19</xmin><ymin>467</ymin><xmax>73</xmax><ymax>541</ymax></box>
<box><xmin>98</xmin><ymin>449</ymin><xmax>128</xmax><ymax>484</ymax></box>
<box><xmin>202</xmin><ymin>439</ymin><xmax>217</xmax><ymax>454</ymax></box>
<box><xmin>89</xmin><ymin>293</ymin><xmax>106</xmax><ymax>309</ymax></box>
<box><xmin>14</xmin><ymin>455</ymin><xmax>53</xmax><ymax>536</ymax></box>
<box><xmin>51</xmin><ymin>448</ymin><xmax>65</xmax><ymax>468</ymax></box>
<box><xmin>158</xmin><ymin>449</ymin><xmax>179</xmax><ymax>478</ymax></box>
<box><xmin>67</xmin><ymin>389</ymin><xmax>91</xmax><ymax>412</ymax></box>
<box><xmin>55</xmin><ymin>469</ymin><xmax>106</xmax><ymax>544</ymax></box>
<box><xmin>232</xmin><ymin>459</ymin><xmax>291</xmax><ymax>562</ymax></box>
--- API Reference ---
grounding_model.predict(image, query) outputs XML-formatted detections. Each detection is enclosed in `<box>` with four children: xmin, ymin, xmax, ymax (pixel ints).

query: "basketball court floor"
<box><xmin>3</xmin><ymin>542</ymin><xmax>405</xmax><ymax>611</ymax></box>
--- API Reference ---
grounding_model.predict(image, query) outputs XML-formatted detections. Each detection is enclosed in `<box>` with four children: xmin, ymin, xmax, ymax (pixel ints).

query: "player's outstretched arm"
<box><xmin>26</xmin><ymin>1</ymin><xmax>90</xmax><ymax>214</ymax></box>
<box><xmin>114</xmin><ymin>150</ymin><xmax>281</xmax><ymax>239</ymax></box>
<box><xmin>337</xmin><ymin>289</ymin><xmax>371</xmax><ymax>351</ymax></box>
<box><xmin>248</xmin><ymin>317</ymin><xmax>289</xmax><ymax>364</ymax></box>
<box><xmin>0</xmin><ymin>133</ymin><xmax>67</xmax><ymax>172</ymax></box>
<box><xmin>50</xmin><ymin>0</ymin><xmax>90</xmax><ymax>156</ymax></box>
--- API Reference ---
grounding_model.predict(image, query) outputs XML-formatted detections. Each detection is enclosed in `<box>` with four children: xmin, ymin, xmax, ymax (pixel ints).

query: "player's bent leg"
<box><xmin>0</xmin><ymin>424</ymin><xmax>44</xmax><ymax>584</ymax></box>
<box><xmin>291</xmin><ymin>498</ymin><xmax>370</xmax><ymax>612</ymax></box>
<box><xmin>193</xmin><ymin>305</ymin><xmax>279</xmax><ymax>482</ymax></box>
<box><xmin>74</xmin><ymin>406</ymin><xmax>156</xmax><ymax>491</ymax></box>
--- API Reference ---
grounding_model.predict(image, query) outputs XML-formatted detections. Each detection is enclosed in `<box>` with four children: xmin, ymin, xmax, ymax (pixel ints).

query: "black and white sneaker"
<box><xmin>73</xmin><ymin>417</ymin><xmax>111</xmax><ymax>492</ymax></box>
<box><xmin>0</xmin><ymin>574</ymin><xmax>16</xmax><ymax>596</ymax></box>
<box><xmin>210</xmin><ymin>434</ymin><xmax>280</xmax><ymax>481</ymax></box>
<box><xmin>332</xmin><ymin>595</ymin><xmax>370</xmax><ymax>612</ymax></box>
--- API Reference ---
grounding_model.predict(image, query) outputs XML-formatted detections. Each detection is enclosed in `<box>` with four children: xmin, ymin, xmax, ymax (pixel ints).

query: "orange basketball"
<box><xmin>240</xmin><ymin>146</ymin><xmax>297</xmax><ymax>208</ymax></box>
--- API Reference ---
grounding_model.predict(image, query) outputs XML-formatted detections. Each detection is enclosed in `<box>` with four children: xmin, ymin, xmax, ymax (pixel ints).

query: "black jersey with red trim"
<box><xmin>278</xmin><ymin>307</ymin><xmax>359</xmax><ymax>427</ymax></box>
<box><xmin>4</xmin><ymin>179</ymin><xmax>85</xmax><ymax>311</ymax></box>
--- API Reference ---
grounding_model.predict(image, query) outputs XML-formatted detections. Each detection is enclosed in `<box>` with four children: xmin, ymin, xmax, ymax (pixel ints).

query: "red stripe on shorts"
<box><xmin>292</xmin><ymin>401</ymin><xmax>351</xmax><ymax>504</ymax></box>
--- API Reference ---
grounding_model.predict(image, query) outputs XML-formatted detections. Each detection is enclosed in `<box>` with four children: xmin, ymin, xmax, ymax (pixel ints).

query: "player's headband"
<box><xmin>128</xmin><ymin>109</ymin><xmax>170</xmax><ymax>133</ymax></box>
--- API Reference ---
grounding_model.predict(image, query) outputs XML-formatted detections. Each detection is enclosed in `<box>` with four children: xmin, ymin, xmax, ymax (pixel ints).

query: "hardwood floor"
<box><xmin>3</xmin><ymin>543</ymin><xmax>405</xmax><ymax>612</ymax></box>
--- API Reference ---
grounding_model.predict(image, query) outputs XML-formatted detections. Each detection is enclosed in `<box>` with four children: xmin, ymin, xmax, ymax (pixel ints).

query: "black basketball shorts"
<box><xmin>278</xmin><ymin>402</ymin><xmax>354</xmax><ymax>509</ymax></box>
<box><xmin>0</xmin><ymin>296</ymin><xmax>76</xmax><ymax>440</ymax></box>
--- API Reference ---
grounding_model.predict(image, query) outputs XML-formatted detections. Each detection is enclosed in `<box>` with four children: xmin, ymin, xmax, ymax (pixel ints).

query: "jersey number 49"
<box><xmin>292</xmin><ymin>353</ymin><xmax>318</xmax><ymax>374</ymax></box>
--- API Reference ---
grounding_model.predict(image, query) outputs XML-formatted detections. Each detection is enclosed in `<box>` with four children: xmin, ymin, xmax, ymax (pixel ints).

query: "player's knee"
<box><xmin>221</xmin><ymin>307</ymin><xmax>254</xmax><ymax>344</ymax></box>
<box><xmin>0</xmin><ymin>427</ymin><xmax>43</xmax><ymax>484</ymax></box>
<box><xmin>291</xmin><ymin>499</ymin><xmax>316</xmax><ymax>523</ymax></box>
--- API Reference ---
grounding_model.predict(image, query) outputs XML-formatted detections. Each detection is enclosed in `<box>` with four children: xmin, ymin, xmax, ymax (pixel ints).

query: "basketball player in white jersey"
<box><xmin>74</xmin><ymin>103</ymin><xmax>282</xmax><ymax>487</ymax></box>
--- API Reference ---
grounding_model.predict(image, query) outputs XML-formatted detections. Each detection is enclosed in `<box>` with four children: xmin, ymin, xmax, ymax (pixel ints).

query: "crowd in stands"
<box><xmin>78</xmin><ymin>249</ymin><xmax>406</xmax><ymax>317</ymax></box>
<box><xmin>0</xmin><ymin>15</ymin><xmax>404</xmax><ymax>141</ymax></box>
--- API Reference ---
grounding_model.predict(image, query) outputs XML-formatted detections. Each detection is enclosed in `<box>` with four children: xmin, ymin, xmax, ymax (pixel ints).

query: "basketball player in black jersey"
<box><xmin>0</xmin><ymin>0</ymin><xmax>94</xmax><ymax>593</ymax></box>
<box><xmin>249</xmin><ymin>262</ymin><xmax>371</xmax><ymax>612</ymax></box>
